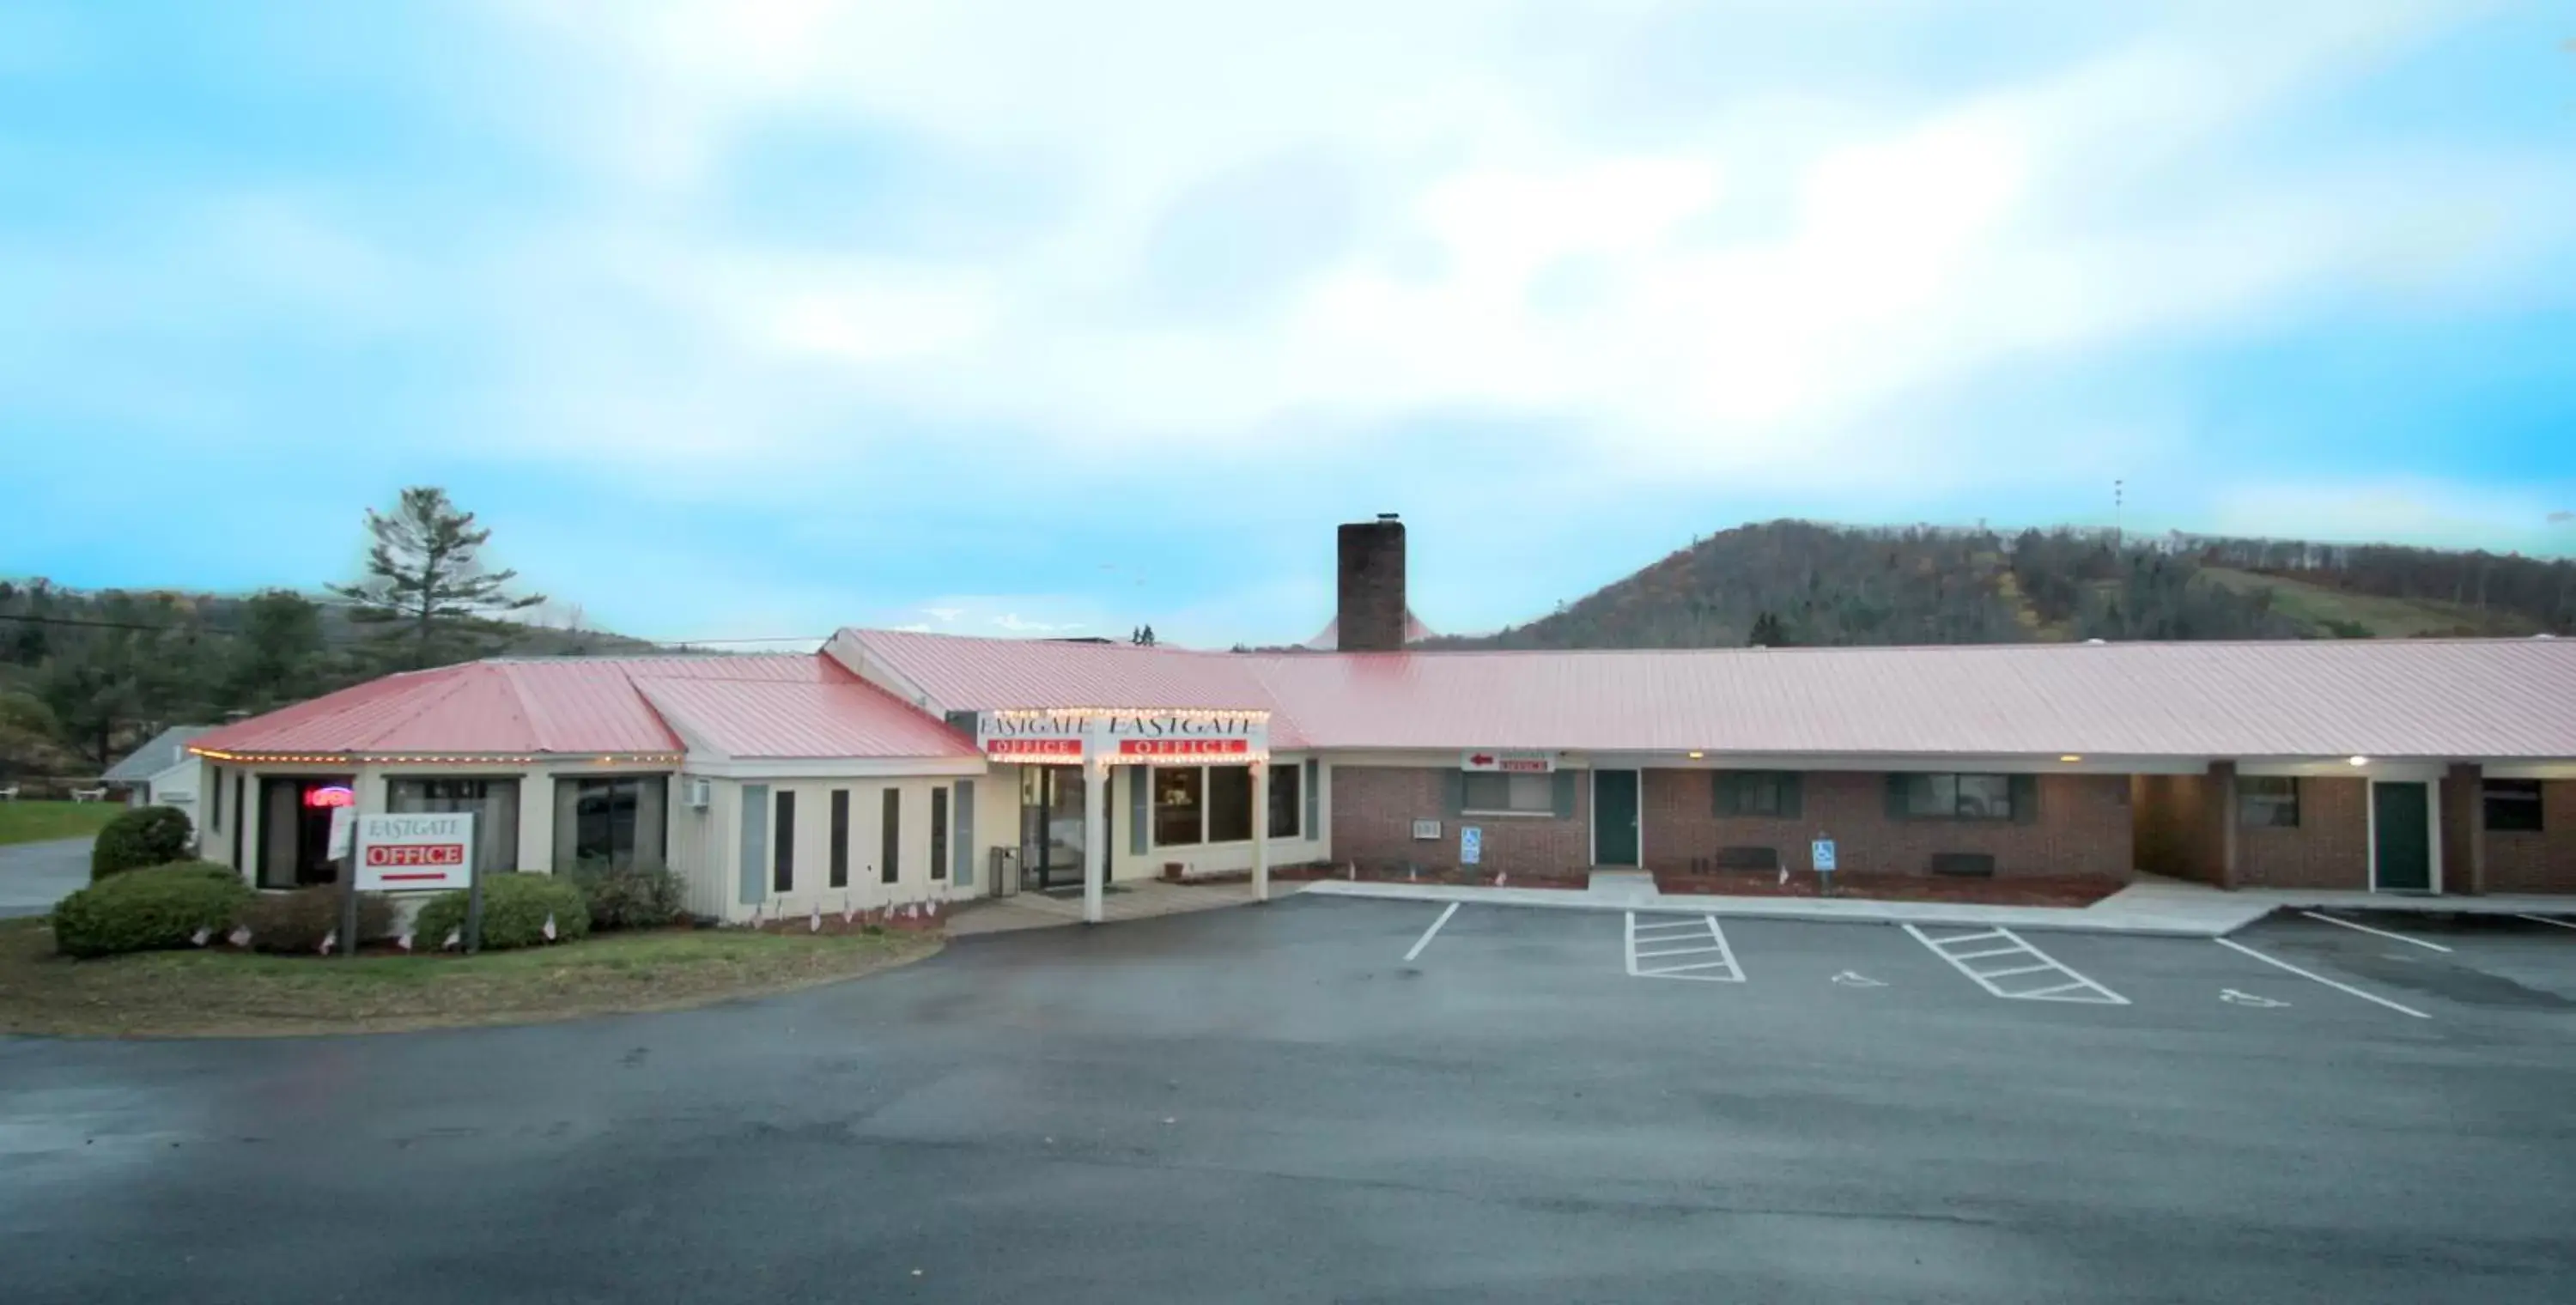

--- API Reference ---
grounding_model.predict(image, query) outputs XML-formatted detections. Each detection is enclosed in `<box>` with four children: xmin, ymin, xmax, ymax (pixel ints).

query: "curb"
<box><xmin>1297</xmin><ymin>879</ymin><xmax>2272</xmax><ymax>938</ymax></box>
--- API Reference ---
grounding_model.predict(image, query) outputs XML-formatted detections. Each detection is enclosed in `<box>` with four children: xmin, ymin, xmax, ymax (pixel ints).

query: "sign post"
<box><xmin>328</xmin><ymin>804</ymin><xmax>357</xmax><ymax>959</ymax></box>
<box><xmin>1811</xmin><ymin>836</ymin><xmax>1838</xmax><ymax>896</ymax></box>
<box><xmin>354</xmin><ymin>813</ymin><xmax>478</xmax><ymax>951</ymax></box>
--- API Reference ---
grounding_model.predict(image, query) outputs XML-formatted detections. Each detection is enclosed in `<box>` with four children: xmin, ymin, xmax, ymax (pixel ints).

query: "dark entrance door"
<box><xmin>2372</xmin><ymin>781</ymin><xmax>2432</xmax><ymax>893</ymax></box>
<box><xmin>1594</xmin><ymin>768</ymin><xmax>1640</xmax><ymax>866</ymax></box>
<box><xmin>258</xmin><ymin>775</ymin><xmax>355</xmax><ymax>889</ymax></box>
<box><xmin>1019</xmin><ymin>765</ymin><xmax>1099</xmax><ymax>891</ymax></box>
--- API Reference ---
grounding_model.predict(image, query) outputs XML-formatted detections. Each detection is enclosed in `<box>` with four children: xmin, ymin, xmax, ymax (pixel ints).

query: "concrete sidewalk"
<box><xmin>946</xmin><ymin>879</ymin><xmax>1279</xmax><ymax>936</ymax></box>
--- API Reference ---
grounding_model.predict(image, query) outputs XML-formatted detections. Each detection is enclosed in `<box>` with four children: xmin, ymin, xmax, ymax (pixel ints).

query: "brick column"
<box><xmin>2441</xmin><ymin>762</ymin><xmax>2485</xmax><ymax>896</ymax></box>
<box><xmin>2206</xmin><ymin>761</ymin><xmax>2240</xmax><ymax>890</ymax></box>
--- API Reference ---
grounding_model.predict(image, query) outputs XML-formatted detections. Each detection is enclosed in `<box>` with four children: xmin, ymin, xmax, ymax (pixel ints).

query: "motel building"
<box><xmin>184</xmin><ymin>519</ymin><xmax>2576</xmax><ymax>922</ymax></box>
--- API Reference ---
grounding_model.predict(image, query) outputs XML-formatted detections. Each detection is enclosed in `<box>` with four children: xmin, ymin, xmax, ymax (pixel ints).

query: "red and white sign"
<box><xmin>985</xmin><ymin>737</ymin><xmax>1083</xmax><ymax>760</ymax></box>
<box><xmin>1461</xmin><ymin>750</ymin><xmax>1554</xmax><ymax>774</ymax></box>
<box><xmin>354</xmin><ymin>813</ymin><xmax>477</xmax><ymax>891</ymax></box>
<box><xmin>1118</xmin><ymin>737</ymin><xmax>1250</xmax><ymax>758</ymax></box>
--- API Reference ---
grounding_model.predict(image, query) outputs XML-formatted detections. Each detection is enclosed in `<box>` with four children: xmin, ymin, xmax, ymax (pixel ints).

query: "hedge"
<box><xmin>237</xmin><ymin>886</ymin><xmax>395</xmax><ymax>955</ymax></box>
<box><xmin>568</xmin><ymin>860</ymin><xmax>684</xmax><ymax>932</ymax></box>
<box><xmin>92</xmin><ymin>806</ymin><xmax>195</xmax><ymax>881</ymax></box>
<box><xmin>411</xmin><ymin>873</ymin><xmax>591</xmax><ymax>951</ymax></box>
<box><xmin>52</xmin><ymin>862</ymin><xmax>251</xmax><ymax>958</ymax></box>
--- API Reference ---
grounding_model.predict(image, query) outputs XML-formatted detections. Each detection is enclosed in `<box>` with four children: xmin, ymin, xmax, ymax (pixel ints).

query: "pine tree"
<box><xmin>329</xmin><ymin>488</ymin><xmax>544</xmax><ymax>670</ymax></box>
<box><xmin>1133</xmin><ymin>625</ymin><xmax>1157</xmax><ymax>647</ymax></box>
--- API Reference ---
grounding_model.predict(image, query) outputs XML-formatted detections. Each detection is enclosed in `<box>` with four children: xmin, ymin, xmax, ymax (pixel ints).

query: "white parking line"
<box><xmin>2297</xmin><ymin>910</ymin><xmax>2452</xmax><ymax>953</ymax></box>
<box><xmin>2215</xmin><ymin>938</ymin><xmax>2429</xmax><ymax>1019</ymax></box>
<box><xmin>1624</xmin><ymin>913</ymin><xmax>1744</xmax><ymax>982</ymax></box>
<box><xmin>2515</xmin><ymin>914</ymin><xmax>2576</xmax><ymax>932</ymax></box>
<box><xmin>1902</xmin><ymin>924</ymin><xmax>2129</xmax><ymax>1005</ymax></box>
<box><xmin>1401</xmin><ymin>902</ymin><xmax>1460</xmax><ymax>963</ymax></box>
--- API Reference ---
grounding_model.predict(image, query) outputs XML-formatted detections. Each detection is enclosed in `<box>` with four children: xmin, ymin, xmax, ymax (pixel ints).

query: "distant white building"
<box><xmin>101</xmin><ymin>725</ymin><xmax>214</xmax><ymax>829</ymax></box>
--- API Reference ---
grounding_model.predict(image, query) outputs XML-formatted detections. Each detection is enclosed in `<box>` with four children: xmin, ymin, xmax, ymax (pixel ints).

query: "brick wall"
<box><xmin>2236</xmin><ymin>776</ymin><xmax>2368</xmax><ymax>889</ymax></box>
<box><xmin>1329</xmin><ymin>765</ymin><xmax>1592</xmax><ymax>874</ymax></box>
<box><xmin>2486</xmin><ymin>780</ymin><xmax>2576</xmax><ymax>894</ymax></box>
<box><xmin>1641</xmin><ymin>770</ymin><xmax>2134</xmax><ymax>878</ymax></box>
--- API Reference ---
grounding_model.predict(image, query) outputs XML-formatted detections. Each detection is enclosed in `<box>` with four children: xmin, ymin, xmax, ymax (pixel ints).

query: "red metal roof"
<box><xmin>191</xmin><ymin>654</ymin><xmax>971</xmax><ymax>761</ymax></box>
<box><xmin>837</xmin><ymin>629</ymin><xmax>2576</xmax><ymax>761</ymax></box>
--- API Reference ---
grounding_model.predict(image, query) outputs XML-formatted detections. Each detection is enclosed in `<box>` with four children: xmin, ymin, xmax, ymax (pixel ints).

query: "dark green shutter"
<box><xmin>1442</xmin><ymin>769</ymin><xmax>1465</xmax><ymax>816</ymax></box>
<box><xmin>1885</xmin><ymin>774</ymin><xmax>1911</xmax><ymax>820</ymax></box>
<box><xmin>1552</xmin><ymin>770</ymin><xmax>1578</xmax><ymax>818</ymax></box>
<box><xmin>2010</xmin><ymin>774</ymin><xmax>2039</xmax><ymax>825</ymax></box>
<box><xmin>1781</xmin><ymin>772</ymin><xmax>1804</xmax><ymax>820</ymax></box>
<box><xmin>1128</xmin><ymin>767</ymin><xmax>1149</xmax><ymax>855</ymax></box>
<box><xmin>1712</xmin><ymin>771</ymin><xmax>1737</xmax><ymax>817</ymax></box>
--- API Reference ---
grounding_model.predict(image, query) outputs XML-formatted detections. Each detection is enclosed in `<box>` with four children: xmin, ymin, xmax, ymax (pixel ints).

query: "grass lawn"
<box><xmin>0</xmin><ymin>918</ymin><xmax>941</xmax><ymax>1037</ymax></box>
<box><xmin>0</xmin><ymin>800</ymin><xmax>124</xmax><ymax>847</ymax></box>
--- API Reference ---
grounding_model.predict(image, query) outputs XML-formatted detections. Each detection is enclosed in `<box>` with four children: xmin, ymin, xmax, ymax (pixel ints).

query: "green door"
<box><xmin>2372</xmin><ymin>781</ymin><xmax>2432</xmax><ymax>893</ymax></box>
<box><xmin>1594</xmin><ymin>769</ymin><xmax>1640</xmax><ymax>866</ymax></box>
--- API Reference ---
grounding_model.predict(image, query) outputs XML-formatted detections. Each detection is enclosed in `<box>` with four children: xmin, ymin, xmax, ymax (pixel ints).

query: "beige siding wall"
<box><xmin>738</xmin><ymin>776</ymin><xmax>978</xmax><ymax>923</ymax></box>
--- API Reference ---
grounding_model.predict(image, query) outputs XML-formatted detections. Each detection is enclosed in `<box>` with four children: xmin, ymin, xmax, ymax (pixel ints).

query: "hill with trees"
<box><xmin>1424</xmin><ymin>520</ymin><xmax>2573</xmax><ymax>652</ymax></box>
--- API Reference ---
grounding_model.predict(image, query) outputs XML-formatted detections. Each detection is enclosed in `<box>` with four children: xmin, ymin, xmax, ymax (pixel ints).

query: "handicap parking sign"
<box><xmin>1812</xmin><ymin>838</ymin><xmax>1837</xmax><ymax>872</ymax></box>
<box><xmin>1461</xmin><ymin>825</ymin><xmax>1483</xmax><ymax>866</ymax></box>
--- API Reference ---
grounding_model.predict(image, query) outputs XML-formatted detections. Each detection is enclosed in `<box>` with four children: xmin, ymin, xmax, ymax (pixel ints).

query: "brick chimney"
<box><xmin>1335</xmin><ymin>513</ymin><xmax>1406</xmax><ymax>652</ymax></box>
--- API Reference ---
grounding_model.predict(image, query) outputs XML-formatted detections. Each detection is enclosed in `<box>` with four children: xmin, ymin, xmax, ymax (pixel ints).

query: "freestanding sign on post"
<box><xmin>1461</xmin><ymin>825</ymin><xmax>1483</xmax><ymax>866</ymax></box>
<box><xmin>351</xmin><ymin>813</ymin><xmax>478</xmax><ymax>954</ymax></box>
<box><xmin>1811</xmin><ymin>836</ymin><xmax>1838</xmax><ymax>895</ymax></box>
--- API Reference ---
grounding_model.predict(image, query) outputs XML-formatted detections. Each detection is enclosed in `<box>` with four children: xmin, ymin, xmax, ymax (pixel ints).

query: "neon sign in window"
<box><xmin>304</xmin><ymin>785</ymin><xmax>356</xmax><ymax>810</ymax></box>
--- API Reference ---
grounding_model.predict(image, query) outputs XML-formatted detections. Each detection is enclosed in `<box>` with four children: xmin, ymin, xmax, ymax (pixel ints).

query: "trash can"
<box><xmin>987</xmin><ymin>847</ymin><xmax>1019</xmax><ymax>898</ymax></box>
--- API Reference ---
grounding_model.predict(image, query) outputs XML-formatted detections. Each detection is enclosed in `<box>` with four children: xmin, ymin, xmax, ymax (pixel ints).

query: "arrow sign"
<box><xmin>2221</xmin><ymin>989</ymin><xmax>2287</xmax><ymax>1008</ymax></box>
<box><xmin>1468</xmin><ymin>753</ymin><xmax>1495</xmax><ymax>767</ymax></box>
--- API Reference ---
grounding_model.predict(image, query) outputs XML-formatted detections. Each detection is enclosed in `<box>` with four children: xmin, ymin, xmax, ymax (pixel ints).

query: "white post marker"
<box><xmin>1403</xmin><ymin>902</ymin><xmax>1460</xmax><ymax>963</ymax></box>
<box><xmin>2215</xmin><ymin>938</ymin><xmax>2430</xmax><ymax>1019</ymax></box>
<box><xmin>2297</xmin><ymin>910</ymin><xmax>2451</xmax><ymax>953</ymax></box>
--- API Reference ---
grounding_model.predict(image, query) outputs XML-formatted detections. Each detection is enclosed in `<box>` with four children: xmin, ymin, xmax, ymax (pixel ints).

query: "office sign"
<box><xmin>355</xmin><ymin>813</ymin><xmax>477</xmax><ymax>891</ymax></box>
<box><xmin>975</xmin><ymin>711</ymin><xmax>1268</xmax><ymax>763</ymax></box>
<box><xmin>1461</xmin><ymin>750</ymin><xmax>1553</xmax><ymax>774</ymax></box>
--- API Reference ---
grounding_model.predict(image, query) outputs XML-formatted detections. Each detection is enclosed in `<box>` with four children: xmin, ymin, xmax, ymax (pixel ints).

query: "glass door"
<box><xmin>1020</xmin><ymin>765</ymin><xmax>1093</xmax><ymax>891</ymax></box>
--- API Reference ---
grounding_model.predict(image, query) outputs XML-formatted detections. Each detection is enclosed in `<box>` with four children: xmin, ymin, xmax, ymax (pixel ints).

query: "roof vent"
<box><xmin>2537</xmin><ymin>634</ymin><xmax>2558</xmax><ymax>640</ymax></box>
<box><xmin>2084</xmin><ymin>638</ymin><xmax>2106</xmax><ymax>646</ymax></box>
<box><xmin>1376</xmin><ymin>512</ymin><xmax>1400</xmax><ymax>522</ymax></box>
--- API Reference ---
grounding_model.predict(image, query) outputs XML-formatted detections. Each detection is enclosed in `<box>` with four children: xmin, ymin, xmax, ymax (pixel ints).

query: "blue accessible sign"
<box><xmin>1812</xmin><ymin>839</ymin><xmax>1838</xmax><ymax>872</ymax></box>
<box><xmin>1461</xmin><ymin>825</ymin><xmax>1483</xmax><ymax>866</ymax></box>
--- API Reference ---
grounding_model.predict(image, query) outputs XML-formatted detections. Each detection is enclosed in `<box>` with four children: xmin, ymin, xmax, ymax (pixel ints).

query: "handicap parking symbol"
<box><xmin>2221</xmin><ymin>988</ymin><xmax>2288</xmax><ymax>1009</ymax></box>
<box><xmin>1831</xmin><ymin>970</ymin><xmax>1886</xmax><ymax>988</ymax></box>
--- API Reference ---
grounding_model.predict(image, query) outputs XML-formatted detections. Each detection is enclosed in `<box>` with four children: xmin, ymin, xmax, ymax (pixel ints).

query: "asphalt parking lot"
<box><xmin>5</xmin><ymin>895</ymin><xmax>2575</xmax><ymax>1304</ymax></box>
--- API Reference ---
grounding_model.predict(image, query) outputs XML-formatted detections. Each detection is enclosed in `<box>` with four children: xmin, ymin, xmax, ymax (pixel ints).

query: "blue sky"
<box><xmin>3</xmin><ymin>1</ymin><xmax>2572</xmax><ymax>647</ymax></box>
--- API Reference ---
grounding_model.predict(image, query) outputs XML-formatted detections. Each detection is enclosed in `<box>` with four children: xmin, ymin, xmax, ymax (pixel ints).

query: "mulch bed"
<box><xmin>1652</xmin><ymin>871</ymin><xmax>2125</xmax><ymax>908</ymax></box>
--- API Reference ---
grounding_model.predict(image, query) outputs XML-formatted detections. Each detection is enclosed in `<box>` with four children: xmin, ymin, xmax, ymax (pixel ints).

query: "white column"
<box><xmin>1083</xmin><ymin>757</ymin><xmax>1109</xmax><ymax>924</ymax></box>
<box><xmin>1251</xmin><ymin>758</ymin><xmax>1271</xmax><ymax>903</ymax></box>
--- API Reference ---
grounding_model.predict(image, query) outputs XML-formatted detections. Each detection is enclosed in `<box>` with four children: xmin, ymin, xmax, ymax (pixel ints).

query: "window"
<box><xmin>1463</xmin><ymin>771</ymin><xmax>1554</xmax><ymax>814</ymax></box>
<box><xmin>2484</xmin><ymin>780</ymin><xmax>2543</xmax><ymax>833</ymax></box>
<box><xmin>881</xmin><ymin>788</ymin><xmax>901</xmax><ymax>883</ymax></box>
<box><xmin>772</xmin><ymin>790</ymin><xmax>795</xmax><ymax>892</ymax></box>
<box><xmin>1892</xmin><ymin>773</ymin><xmax>2016</xmax><ymax>821</ymax></box>
<box><xmin>2239</xmin><ymin>777</ymin><xmax>2300</xmax><ymax>829</ymax></box>
<box><xmin>1153</xmin><ymin>768</ymin><xmax>1204</xmax><ymax>846</ymax></box>
<box><xmin>1268</xmin><ymin>762</ymin><xmax>1302</xmax><ymax>839</ymax></box>
<box><xmin>1714</xmin><ymin>771</ymin><xmax>1799</xmax><ymax>818</ymax></box>
<box><xmin>392</xmin><ymin>777</ymin><xmax>521</xmax><ymax>875</ymax></box>
<box><xmin>554</xmin><ymin>775</ymin><xmax>668</xmax><ymax>871</ymax></box>
<box><xmin>1207</xmin><ymin>766</ymin><xmax>1254</xmax><ymax>843</ymax></box>
<box><xmin>931</xmin><ymin>786</ymin><xmax>950</xmax><ymax>879</ymax></box>
<box><xmin>829</xmin><ymin>789</ymin><xmax>850</xmax><ymax>888</ymax></box>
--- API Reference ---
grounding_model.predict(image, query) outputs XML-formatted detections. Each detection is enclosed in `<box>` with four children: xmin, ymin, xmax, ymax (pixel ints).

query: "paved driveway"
<box><xmin>0</xmin><ymin>837</ymin><xmax>89</xmax><ymax>918</ymax></box>
<box><xmin>4</xmin><ymin>896</ymin><xmax>2574</xmax><ymax>1303</ymax></box>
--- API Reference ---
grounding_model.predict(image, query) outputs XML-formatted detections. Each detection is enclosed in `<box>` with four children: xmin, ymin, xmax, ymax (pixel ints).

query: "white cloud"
<box><xmin>448</xmin><ymin>0</ymin><xmax>2571</xmax><ymax>502</ymax></box>
<box><xmin>2206</xmin><ymin>480</ymin><xmax>2574</xmax><ymax>550</ymax></box>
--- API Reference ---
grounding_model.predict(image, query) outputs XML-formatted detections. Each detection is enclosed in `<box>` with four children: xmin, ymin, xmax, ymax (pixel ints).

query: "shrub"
<box><xmin>91</xmin><ymin>805</ymin><xmax>195</xmax><ymax>881</ymax></box>
<box><xmin>52</xmin><ymin>862</ymin><xmax>252</xmax><ymax>958</ymax></box>
<box><xmin>411</xmin><ymin>873</ymin><xmax>591</xmax><ymax>951</ymax></box>
<box><xmin>568</xmin><ymin>859</ymin><xmax>683</xmax><ymax>932</ymax></box>
<box><xmin>236</xmin><ymin>886</ymin><xmax>395</xmax><ymax>954</ymax></box>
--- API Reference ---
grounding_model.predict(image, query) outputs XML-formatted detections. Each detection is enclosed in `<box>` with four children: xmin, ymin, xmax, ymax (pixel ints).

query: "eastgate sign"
<box><xmin>354</xmin><ymin>812</ymin><xmax>477</xmax><ymax>891</ymax></box>
<box><xmin>975</xmin><ymin>710</ymin><xmax>1269</xmax><ymax>765</ymax></box>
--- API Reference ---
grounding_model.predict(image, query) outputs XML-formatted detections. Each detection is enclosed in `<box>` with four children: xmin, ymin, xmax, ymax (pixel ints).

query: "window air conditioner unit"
<box><xmin>1411</xmin><ymin>819</ymin><xmax>1442</xmax><ymax>841</ymax></box>
<box><xmin>682</xmin><ymin>777</ymin><xmax>713</xmax><ymax>809</ymax></box>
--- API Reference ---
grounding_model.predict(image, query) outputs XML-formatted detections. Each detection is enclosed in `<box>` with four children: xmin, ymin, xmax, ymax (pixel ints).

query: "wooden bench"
<box><xmin>1929</xmin><ymin>852</ymin><xmax>1996</xmax><ymax>877</ymax></box>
